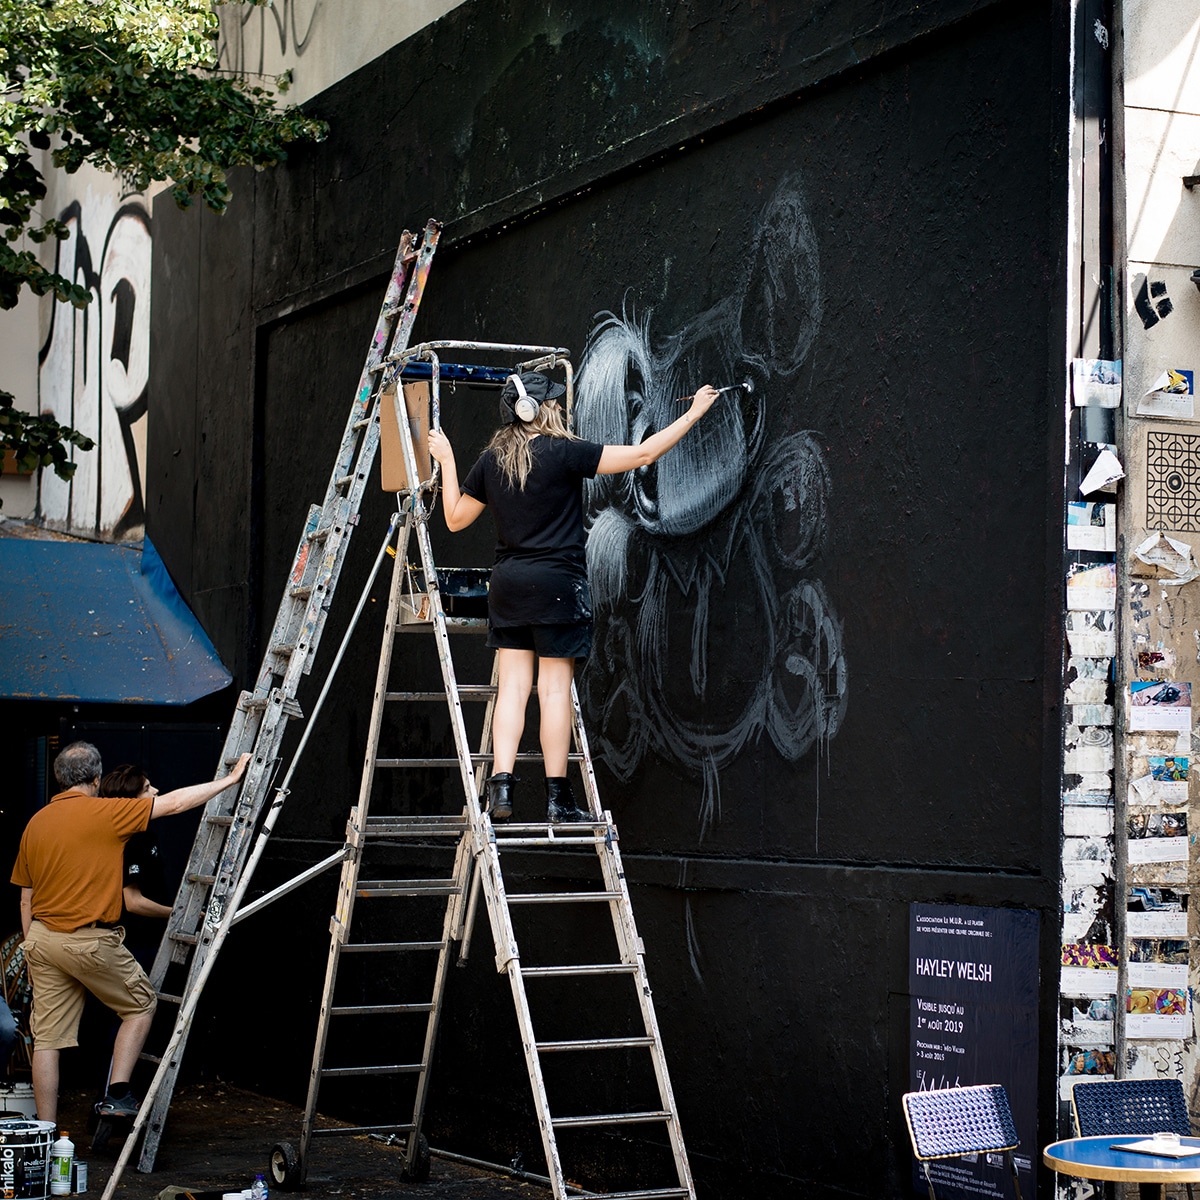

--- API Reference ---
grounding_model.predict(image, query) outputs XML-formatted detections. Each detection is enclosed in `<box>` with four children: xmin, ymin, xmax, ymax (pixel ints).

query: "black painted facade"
<box><xmin>146</xmin><ymin>2</ymin><xmax>1068</xmax><ymax>1195</ymax></box>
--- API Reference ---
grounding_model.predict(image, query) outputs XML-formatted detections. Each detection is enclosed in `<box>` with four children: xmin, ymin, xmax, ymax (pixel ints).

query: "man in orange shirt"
<box><xmin>10</xmin><ymin>741</ymin><xmax>249</xmax><ymax>1124</ymax></box>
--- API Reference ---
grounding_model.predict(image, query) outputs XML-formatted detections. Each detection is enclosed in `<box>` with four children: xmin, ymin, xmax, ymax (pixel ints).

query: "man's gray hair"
<box><xmin>54</xmin><ymin>741</ymin><xmax>103</xmax><ymax>787</ymax></box>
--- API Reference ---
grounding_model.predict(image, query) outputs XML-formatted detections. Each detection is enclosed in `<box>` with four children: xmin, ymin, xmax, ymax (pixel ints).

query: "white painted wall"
<box><xmin>217</xmin><ymin>0</ymin><xmax>467</xmax><ymax>106</ymax></box>
<box><xmin>0</xmin><ymin>0</ymin><xmax>466</xmax><ymax>538</ymax></box>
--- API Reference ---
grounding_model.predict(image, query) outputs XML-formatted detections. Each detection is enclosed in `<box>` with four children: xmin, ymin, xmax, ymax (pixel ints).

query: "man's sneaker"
<box><xmin>95</xmin><ymin>1092</ymin><xmax>139</xmax><ymax>1119</ymax></box>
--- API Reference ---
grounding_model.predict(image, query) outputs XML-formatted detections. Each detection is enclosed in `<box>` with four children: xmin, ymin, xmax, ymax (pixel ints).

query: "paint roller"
<box><xmin>674</xmin><ymin>378</ymin><xmax>755</xmax><ymax>403</ymax></box>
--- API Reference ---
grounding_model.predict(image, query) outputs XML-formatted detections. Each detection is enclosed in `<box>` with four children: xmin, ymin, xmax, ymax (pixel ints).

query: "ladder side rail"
<box><xmin>299</xmin><ymin>809</ymin><xmax>363</xmax><ymax>1179</ymax></box>
<box><xmin>402</xmin><ymin>830</ymin><xmax>476</xmax><ymax>1178</ymax></box>
<box><xmin>569</xmin><ymin>679</ymin><xmax>603</xmax><ymax>820</ymax></box>
<box><xmin>152</xmin><ymin>230</ymin><xmax>427</xmax><ymax>974</ymax></box>
<box><xmin>299</xmin><ymin>516</ymin><xmax>413</xmax><ymax>1174</ymax></box>
<box><xmin>592</xmin><ymin>829</ymin><xmax>695</xmax><ymax>1199</ymax></box>
<box><xmin>139</xmin><ymin>510</ymin><xmax>415</xmax><ymax>1170</ymax></box>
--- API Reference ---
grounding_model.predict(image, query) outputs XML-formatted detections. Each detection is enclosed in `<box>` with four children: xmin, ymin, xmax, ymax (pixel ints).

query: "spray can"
<box><xmin>50</xmin><ymin>1129</ymin><xmax>74</xmax><ymax>1196</ymax></box>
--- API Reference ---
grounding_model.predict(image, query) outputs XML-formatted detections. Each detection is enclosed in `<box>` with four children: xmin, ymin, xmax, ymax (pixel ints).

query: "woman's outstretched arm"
<box><xmin>596</xmin><ymin>384</ymin><xmax>719</xmax><ymax>475</ymax></box>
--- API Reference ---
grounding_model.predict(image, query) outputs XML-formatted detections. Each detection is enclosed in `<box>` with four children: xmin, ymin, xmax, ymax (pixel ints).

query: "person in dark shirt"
<box><xmin>429</xmin><ymin>370</ymin><xmax>717</xmax><ymax>823</ymax></box>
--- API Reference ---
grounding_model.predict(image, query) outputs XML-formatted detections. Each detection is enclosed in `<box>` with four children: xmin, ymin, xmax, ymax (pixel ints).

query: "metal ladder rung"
<box><xmin>588</xmin><ymin>1190</ymin><xmax>690</xmax><ymax>1199</ymax></box>
<box><xmin>341</xmin><ymin>940</ymin><xmax>446</xmax><ymax>954</ymax></box>
<box><xmin>206</xmin><ymin>814</ymin><xmax>234</xmax><ymax>827</ymax></box>
<box><xmin>364</xmin><ymin>815</ymin><xmax>468</xmax><ymax>834</ymax></box>
<box><xmin>168</xmin><ymin>931</ymin><xmax>198</xmax><ymax>945</ymax></box>
<box><xmin>493</xmin><ymin>832</ymin><xmax>609</xmax><ymax>847</ymax></box>
<box><xmin>269</xmin><ymin>643</ymin><xmax>295</xmax><ymax>658</ymax></box>
<box><xmin>321</xmin><ymin>1063</ymin><xmax>423</xmax><ymax>1078</ymax></box>
<box><xmin>375</xmin><ymin>752</ymin><xmax>583</xmax><ymax>767</ymax></box>
<box><xmin>507</xmin><ymin>891</ymin><xmax>622</xmax><ymax>905</ymax></box>
<box><xmin>138</xmin><ymin>1052</ymin><xmax>163</xmax><ymax>1065</ymax></box>
<box><xmin>552</xmin><ymin>1110</ymin><xmax>673</xmax><ymax>1129</ymax></box>
<box><xmin>187</xmin><ymin>873</ymin><xmax>217</xmax><ymax>885</ymax></box>
<box><xmin>335</xmin><ymin>474</ymin><xmax>355</xmax><ymax>490</ymax></box>
<box><xmin>290</xmin><ymin>585</ymin><xmax>313</xmax><ymax>599</ymax></box>
<box><xmin>356</xmin><ymin>880</ymin><xmax>460</xmax><ymax>897</ymax></box>
<box><xmin>155</xmin><ymin>993</ymin><xmax>183</xmax><ymax>1004</ymax></box>
<box><xmin>331</xmin><ymin>1002</ymin><xmax>434</xmax><ymax>1016</ymax></box>
<box><xmin>310</xmin><ymin>1122</ymin><xmax>415</xmax><ymax>1138</ymax></box>
<box><xmin>522</xmin><ymin>964</ymin><xmax>638</xmax><ymax>978</ymax></box>
<box><xmin>236</xmin><ymin>697</ymin><xmax>269</xmax><ymax>713</ymax></box>
<box><xmin>385</xmin><ymin>687</ymin><xmax>495</xmax><ymax>701</ymax></box>
<box><xmin>353</xmin><ymin>417</ymin><xmax>372</xmax><ymax>430</ymax></box>
<box><xmin>537</xmin><ymin>1036</ymin><xmax>655</xmax><ymax>1053</ymax></box>
<box><xmin>306</xmin><ymin>526</ymin><xmax>330</xmax><ymax>543</ymax></box>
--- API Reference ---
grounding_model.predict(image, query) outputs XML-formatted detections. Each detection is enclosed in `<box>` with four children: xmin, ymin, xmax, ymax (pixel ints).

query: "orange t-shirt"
<box><xmin>10</xmin><ymin>789</ymin><xmax>153</xmax><ymax>931</ymax></box>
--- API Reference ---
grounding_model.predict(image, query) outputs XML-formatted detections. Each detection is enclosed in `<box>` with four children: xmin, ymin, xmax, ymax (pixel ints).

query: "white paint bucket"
<box><xmin>0</xmin><ymin>1083</ymin><xmax>37</xmax><ymax>1119</ymax></box>
<box><xmin>0</xmin><ymin>1118</ymin><xmax>56</xmax><ymax>1200</ymax></box>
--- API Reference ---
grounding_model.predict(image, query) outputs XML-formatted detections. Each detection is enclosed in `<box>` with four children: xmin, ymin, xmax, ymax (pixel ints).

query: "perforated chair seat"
<box><xmin>902</xmin><ymin>1084</ymin><xmax>1023</xmax><ymax>1200</ymax></box>
<box><xmin>1071</xmin><ymin>1078</ymin><xmax>1195</xmax><ymax>1200</ymax></box>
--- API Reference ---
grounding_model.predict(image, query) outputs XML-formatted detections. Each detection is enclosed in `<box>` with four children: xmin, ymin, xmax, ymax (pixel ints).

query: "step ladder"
<box><xmin>99</xmin><ymin>220</ymin><xmax>443</xmax><ymax>1200</ymax></box>
<box><xmin>291</xmin><ymin>342</ymin><xmax>695</xmax><ymax>1200</ymax></box>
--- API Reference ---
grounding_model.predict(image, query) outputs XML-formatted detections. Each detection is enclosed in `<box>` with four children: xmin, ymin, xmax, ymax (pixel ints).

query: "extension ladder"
<box><xmin>99</xmin><ymin>220</ymin><xmax>443</xmax><ymax>1200</ymax></box>
<box><xmin>292</xmin><ymin>342</ymin><xmax>695</xmax><ymax>1199</ymax></box>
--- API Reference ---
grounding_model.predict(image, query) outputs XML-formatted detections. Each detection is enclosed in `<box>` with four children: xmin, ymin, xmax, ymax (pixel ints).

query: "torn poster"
<box><xmin>1067</xmin><ymin>563</ymin><xmax>1117</xmax><ymax>611</ymax></box>
<box><xmin>1129</xmin><ymin>680</ymin><xmax>1192</xmax><ymax>732</ymax></box>
<box><xmin>1067</xmin><ymin>501</ymin><xmax>1117</xmax><ymax>552</ymax></box>
<box><xmin>1072</xmin><ymin>358</ymin><xmax>1122</xmax><ymax>408</ymax></box>
<box><xmin>1125</xmin><ymin>982</ymin><xmax>1188</xmax><ymax>1038</ymax></box>
<box><xmin>1131</xmin><ymin>532</ymin><xmax>1200</xmax><ymax>585</ymax></box>
<box><xmin>1129</xmin><ymin>756</ymin><xmax>1189</xmax><ymax>805</ymax></box>
<box><xmin>1126</xmin><ymin>811</ymin><xmax>1188</xmax><ymax>862</ymax></box>
<box><xmin>1060</xmin><ymin>1045</ymin><xmax>1116</xmax><ymax>1100</ymax></box>
<box><xmin>1080</xmin><ymin>448</ymin><xmax>1125</xmax><ymax>496</ymax></box>
<box><xmin>1127</xmin><ymin>887</ymin><xmax>1188</xmax><ymax>938</ymax></box>
<box><xmin>1136</xmin><ymin>368</ymin><xmax>1194</xmax><ymax>420</ymax></box>
<box><xmin>1061</xmin><ymin>943</ymin><xmax>1118</xmax><ymax>995</ymax></box>
<box><xmin>1129</xmin><ymin>938</ymin><xmax>1189</xmax><ymax>965</ymax></box>
<box><xmin>1060</xmin><ymin>995</ymin><xmax>1116</xmax><ymax>1044</ymax></box>
<box><xmin>1066</xmin><ymin>610</ymin><xmax>1117</xmax><ymax>657</ymax></box>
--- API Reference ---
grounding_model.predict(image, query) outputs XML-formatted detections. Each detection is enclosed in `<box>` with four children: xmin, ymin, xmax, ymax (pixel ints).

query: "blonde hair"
<box><xmin>487</xmin><ymin>402</ymin><xmax>577</xmax><ymax>490</ymax></box>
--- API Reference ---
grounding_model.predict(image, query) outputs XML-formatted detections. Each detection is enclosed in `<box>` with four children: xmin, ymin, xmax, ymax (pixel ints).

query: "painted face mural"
<box><xmin>575</xmin><ymin>177</ymin><xmax>847</xmax><ymax>835</ymax></box>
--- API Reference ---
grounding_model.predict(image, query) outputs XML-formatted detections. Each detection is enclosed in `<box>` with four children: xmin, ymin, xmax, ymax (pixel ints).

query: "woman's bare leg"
<box><xmin>537</xmin><ymin>656</ymin><xmax>576</xmax><ymax>776</ymax></box>
<box><xmin>492</xmin><ymin>648</ymin><xmax>535</xmax><ymax>773</ymax></box>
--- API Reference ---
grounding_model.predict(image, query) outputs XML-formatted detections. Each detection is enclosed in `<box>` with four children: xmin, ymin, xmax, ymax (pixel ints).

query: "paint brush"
<box><xmin>674</xmin><ymin>377</ymin><xmax>755</xmax><ymax>403</ymax></box>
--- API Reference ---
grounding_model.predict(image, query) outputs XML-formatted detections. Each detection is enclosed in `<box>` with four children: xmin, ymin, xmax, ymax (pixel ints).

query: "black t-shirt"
<box><xmin>122</xmin><ymin>831</ymin><xmax>168</xmax><ymax>958</ymax></box>
<box><xmin>461</xmin><ymin>436</ymin><xmax>604</xmax><ymax>626</ymax></box>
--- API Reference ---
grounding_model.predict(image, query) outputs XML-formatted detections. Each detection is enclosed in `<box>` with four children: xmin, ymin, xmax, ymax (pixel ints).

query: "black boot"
<box><xmin>546</xmin><ymin>777</ymin><xmax>591</xmax><ymax>823</ymax></box>
<box><xmin>485</xmin><ymin>772</ymin><xmax>516</xmax><ymax>822</ymax></box>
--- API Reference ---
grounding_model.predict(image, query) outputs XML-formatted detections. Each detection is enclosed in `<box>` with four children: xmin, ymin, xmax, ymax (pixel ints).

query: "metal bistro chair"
<box><xmin>1071</xmin><ymin>1077</ymin><xmax>1196</xmax><ymax>1199</ymax></box>
<box><xmin>903</xmin><ymin>1084</ymin><xmax>1024</xmax><ymax>1200</ymax></box>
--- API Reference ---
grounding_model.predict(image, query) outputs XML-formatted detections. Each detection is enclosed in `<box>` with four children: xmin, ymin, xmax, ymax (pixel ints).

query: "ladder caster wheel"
<box><xmin>269</xmin><ymin>1141</ymin><xmax>302</xmax><ymax>1191</ymax></box>
<box><xmin>401</xmin><ymin>1133</ymin><xmax>430</xmax><ymax>1183</ymax></box>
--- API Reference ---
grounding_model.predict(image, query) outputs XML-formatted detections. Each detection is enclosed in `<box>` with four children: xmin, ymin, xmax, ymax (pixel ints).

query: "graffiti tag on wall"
<box><xmin>576</xmin><ymin>177</ymin><xmax>847</xmax><ymax>835</ymax></box>
<box><xmin>38</xmin><ymin>193</ymin><xmax>151</xmax><ymax>538</ymax></box>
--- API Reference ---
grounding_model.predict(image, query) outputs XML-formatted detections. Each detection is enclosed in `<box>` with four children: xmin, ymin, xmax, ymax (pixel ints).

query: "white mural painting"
<box><xmin>576</xmin><ymin>177</ymin><xmax>847</xmax><ymax>836</ymax></box>
<box><xmin>38</xmin><ymin>192</ymin><xmax>151</xmax><ymax>538</ymax></box>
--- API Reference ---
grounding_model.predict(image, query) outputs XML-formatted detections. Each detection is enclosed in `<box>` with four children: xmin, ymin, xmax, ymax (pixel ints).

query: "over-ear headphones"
<box><xmin>508</xmin><ymin>374</ymin><xmax>539</xmax><ymax>423</ymax></box>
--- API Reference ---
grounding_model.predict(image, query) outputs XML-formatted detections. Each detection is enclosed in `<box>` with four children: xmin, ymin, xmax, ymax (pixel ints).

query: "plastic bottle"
<box><xmin>49</xmin><ymin>1130</ymin><xmax>74</xmax><ymax>1196</ymax></box>
<box><xmin>251</xmin><ymin>1174</ymin><xmax>268</xmax><ymax>1200</ymax></box>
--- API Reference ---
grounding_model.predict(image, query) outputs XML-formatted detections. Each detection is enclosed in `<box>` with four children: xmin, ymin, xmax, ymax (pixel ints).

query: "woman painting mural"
<box><xmin>428</xmin><ymin>370</ymin><xmax>718</xmax><ymax>823</ymax></box>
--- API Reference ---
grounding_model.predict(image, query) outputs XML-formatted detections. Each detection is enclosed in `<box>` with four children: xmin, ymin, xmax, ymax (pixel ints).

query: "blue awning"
<box><xmin>0</xmin><ymin>535</ymin><xmax>232</xmax><ymax>704</ymax></box>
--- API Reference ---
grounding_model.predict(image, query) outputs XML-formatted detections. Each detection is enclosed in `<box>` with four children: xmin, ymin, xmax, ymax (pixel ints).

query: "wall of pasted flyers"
<box><xmin>1060</xmin><ymin>3</ymin><xmax>1200</xmax><ymax>1134</ymax></box>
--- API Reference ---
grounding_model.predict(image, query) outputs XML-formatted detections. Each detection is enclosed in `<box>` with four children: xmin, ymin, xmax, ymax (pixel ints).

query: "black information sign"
<box><xmin>909</xmin><ymin>903</ymin><xmax>1040</xmax><ymax>1199</ymax></box>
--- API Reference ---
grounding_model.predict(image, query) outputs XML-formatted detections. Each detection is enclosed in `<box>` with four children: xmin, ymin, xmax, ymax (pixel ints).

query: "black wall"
<box><xmin>147</xmin><ymin>1</ymin><xmax>1068</xmax><ymax>1195</ymax></box>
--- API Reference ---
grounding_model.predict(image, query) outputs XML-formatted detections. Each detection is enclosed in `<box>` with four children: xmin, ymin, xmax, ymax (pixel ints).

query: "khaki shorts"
<box><xmin>23</xmin><ymin>920</ymin><xmax>157</xmax><ymax>1051</ymax></box>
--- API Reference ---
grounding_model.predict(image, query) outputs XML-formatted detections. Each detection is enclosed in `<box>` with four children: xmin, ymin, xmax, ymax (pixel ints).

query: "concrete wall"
<box><xmin>147</xmin><ymin>2</ymin><xmax>1069</xmax><ymax>1195</ymax></box>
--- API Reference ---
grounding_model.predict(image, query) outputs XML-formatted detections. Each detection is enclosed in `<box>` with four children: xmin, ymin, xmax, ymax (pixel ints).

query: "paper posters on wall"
<box><xmin>1129</xmin><ymin>938</ymin><xmax>1189</xmax><ymax>965</ymax></box>
<box><xmin>1066</xmin><ymin>563</ymin><xmax>1117</xmax><ymax>611</ymax></box>
<box><xmin>1127</xmin><ymin>812</ymin><xmax>1188</xmax><ymax>862</ymax></box>
<box><xmin>1136</xmin><ymin>368</ymin><xmax>1194</xmax><ymax>420</ymax></box>
<box><xmin>1059</xmin><ymin>1045</ymin><xmax>1116</xmax><ymax>1101</ymax></box>
<box><xmin>1066</xmin><ymin>502</ymin><xmax>1117</xmax><ymax>552</ymax></box>
<box><xmin>1079</xmin><ymin>448</ymin><xmax>1125</xmax><ymax>496</ymax></box>
<box><xmin>1127</xmin><ymin>887</ymin><xmax>1188</xmax><ymax>938</ymax></box>
<box><xmin>1072</xmin><ymin>358</ymin><xmax>1122</xmax><ymax>408</ymax></box>
<box><xmin>1060</xmin><ymin>943</ymin><xmax>1118</xmax><ymax>995</ymax></box>
<box><xmin>1129</xmin><ymin>681</ymin><xmax>1192</xmax><ymax>732</ymax></box>
<box><xmin>910</xmin><ymin>904</ymin><xmax>1040</xmax><ymax>1199</ymax></box>
<box><xmin>1130</xmin><ymin>756</ymin><xmax>1189</xmax><ymax>805</ymax></box>
<box><xmin>1126</xmin><ymin>960</ymin><xmax>1189</xmax><ymax>1038</ymax></box>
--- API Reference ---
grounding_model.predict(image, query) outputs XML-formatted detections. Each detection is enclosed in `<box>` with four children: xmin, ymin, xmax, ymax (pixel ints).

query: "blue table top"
<box><xmin>1045</xmin><ymin>1136</ymin><xmax>1200</xmax><ymax>1181</ymax></box>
